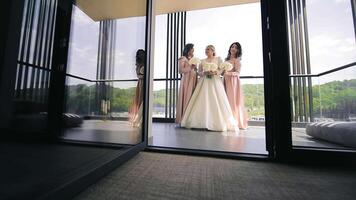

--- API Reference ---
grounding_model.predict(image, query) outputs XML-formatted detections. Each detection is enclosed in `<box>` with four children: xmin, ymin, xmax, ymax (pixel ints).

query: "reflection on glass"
<box><xmin>66</xmin><ymin>78</ymin><xmax>93</xmax><ymax>116</ymax></box>
<box><xmin>10</xmin><ymin>0</ymin><xmax>57</xmax><ymax>134</ymax></box>
<box><xmin>62</xmin><ymin>2</ymin><xmax>146</xmax><ymax>145</ymax></box>
<box><xmin>129</xmin><ymin>49</ymin><xmax>145</xmax><ymax>127</ymax></box>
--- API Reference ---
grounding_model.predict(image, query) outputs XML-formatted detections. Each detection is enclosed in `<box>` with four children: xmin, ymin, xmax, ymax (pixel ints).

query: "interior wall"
<box><xmin>0</xmin><ymin>0</ymin><xmax>25</xmax><ymax>131</ymax></box>
<box><xmin>0</xmin><ymin>0</ymin><xmax>12</xmax><ymax>79</ymax></box>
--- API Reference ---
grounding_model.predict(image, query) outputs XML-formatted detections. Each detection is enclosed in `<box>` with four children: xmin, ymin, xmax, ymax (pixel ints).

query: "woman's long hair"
<box><xmin>182</xmin><ymin>43</ymin><xmax>194</xmax><ymax>57</ymax></box>
<box><xmin>136</xmin><ymin>49</ymin><xmax>146</xmax><ymax>66</ymax></box>
<box><xmin>226</xmin><ymin>42</ymin><xmax>242</xmax><ymax>61</ymax></box>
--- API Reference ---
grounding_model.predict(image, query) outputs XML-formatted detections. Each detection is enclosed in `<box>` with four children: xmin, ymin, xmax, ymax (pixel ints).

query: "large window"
<box><xmin>151</xmin><ymin>3</ymin><xmax>267</xmax><ymax>155</ymax></box>
<box><xmin>63</xmin><ymin>2</ymin><xmax>147</xmax><ymax>145</ymax></box>
<box><xmin>287</xmin><ymin>0</ymin><xmax>356</xmax><ymax>150</ymax></box>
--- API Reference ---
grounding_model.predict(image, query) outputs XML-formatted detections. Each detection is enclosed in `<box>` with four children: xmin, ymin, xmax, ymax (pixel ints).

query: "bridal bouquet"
<box><xmin>219</xmin><ymin>61</ymin><xmax>233</xmax><ymax>71</ymax></box>
<box><xmin>203</xmin><ymin>63</ymin><xmax>218</xmax><ymax>72</ymax></box>
<box><xmin>188</xmin><ymin>57</ymin><xmax>201</xmax><ymax>66</ymax></box>
<box><xmin>203</xmin><ymin>63</ymin><xmax>218</xmax><ymax>79</ymax></box>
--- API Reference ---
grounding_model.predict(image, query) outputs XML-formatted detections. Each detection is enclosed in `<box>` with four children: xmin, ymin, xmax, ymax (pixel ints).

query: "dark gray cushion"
<box><xmin>306</xmin><ymin>122</ymin><xmax>356</xmax><ymax>148</ymax></box>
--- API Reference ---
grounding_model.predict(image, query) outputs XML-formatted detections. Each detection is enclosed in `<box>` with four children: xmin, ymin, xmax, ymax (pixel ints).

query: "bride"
<box><xmin>180</xmin><ymin>45</ymin><xmax>238</xmax><ymax>132</ymax></box>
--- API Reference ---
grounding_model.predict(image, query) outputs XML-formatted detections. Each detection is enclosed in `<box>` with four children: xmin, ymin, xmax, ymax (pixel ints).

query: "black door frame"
<box><xmin>144</xmin><ymin>0</ymin><xmax>273</xmax><ymax>160</ymax></box>
<box><xmin>49</xmin><ymin>0</ymin><xmax>151</xmax><ymax>152</ymax></box>
<box><xmin>266</xmin><ymin>0</ymin><xmax>356</xmax><ymax>164</ymax></box>
<box><xmin>260</xmin><ymin>0</ymin><xmax>292</xmax><ymax>161</ymax></box>
<box><xmin>48</xmin><ymin>0</ymin><xmax>73</xmax><ymax>138</ymax></box>
<box><xmin>145</xmin><ymin>0</ymin><xmax>356</xmax><ymax>164</ymax></box>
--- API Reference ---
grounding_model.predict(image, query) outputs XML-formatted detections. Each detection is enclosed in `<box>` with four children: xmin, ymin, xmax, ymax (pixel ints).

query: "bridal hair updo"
<box><xmin>182</xmin><ymin>43</ymin><xmax>194</xmax><ymax>57</ymax></box>
<box><xmin>206</xmin><ymin>45</ymin><xmax>216</xmax><ymax>56</ymax></box>
<box><xmin>226</xmin><ymin>42</ymin><xmax>242</xmax><ymax>61</ymax></box>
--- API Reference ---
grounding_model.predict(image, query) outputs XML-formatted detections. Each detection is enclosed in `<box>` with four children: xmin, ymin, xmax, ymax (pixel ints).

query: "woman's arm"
<box><xmin>235</xmin><ymin>58</ymin><xmax>241</xmax><ymax>74</ymax></box>
<box><xmin>216</xmin><ymin>57</ymin><xmax>224</xmax><ymax>75</ymax></box>
<box><xmin>227</xmin><ymin>58</ymin><xmax>241</xmax><ymax>76</ymax></box>
<box><xmin>178</xmin><ymin>57</ymin><xmax>193</xmax><ymax>74</ymax></box>
<box><xmin>224</xmin><ymin>59</ymin><xmax>240</xmax><ymax>77</ymax></box>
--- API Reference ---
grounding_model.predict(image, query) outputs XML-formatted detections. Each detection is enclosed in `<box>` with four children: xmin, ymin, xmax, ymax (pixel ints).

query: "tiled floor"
<box><xmin>62</xmin><ymin>120</ymin><xmax>351</xmax><ymax>154</ymax></box>
<box><xmin>150</xmin><ymin>123</ymin><xmax>268</xmax><ymax>154</ymax></box>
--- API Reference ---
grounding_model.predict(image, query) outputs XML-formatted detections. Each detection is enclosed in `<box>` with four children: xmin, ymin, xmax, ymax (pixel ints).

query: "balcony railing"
<box><xmin>16</xmin><ymin>60</ymin><xmax>356</xmax><ymax>124</ymax></box>
<box><xmin>289</xmin><ymin>61</ymin><xmax>356</xmax><ymax>123</ymax></box>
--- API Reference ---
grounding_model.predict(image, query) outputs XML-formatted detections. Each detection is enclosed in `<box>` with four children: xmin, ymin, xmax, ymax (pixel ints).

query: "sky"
<box><xmin>303</xmin><ymin>0</ymin><xmax>355</xmax><ymax>75</ymax></box>
<box><xmin>154</xmin><ymin>3</ymin><xmax>264</xmax><ymax>88</ymax></box>
<box><xmin>67</xmin><ymin>1</ymin><xmax>356</xmax><ymax>88</ymax></box>
<box><xmin>66</xmin><ymin>6</ymin><xmax>146</xmax><ymax>87</ymax></box>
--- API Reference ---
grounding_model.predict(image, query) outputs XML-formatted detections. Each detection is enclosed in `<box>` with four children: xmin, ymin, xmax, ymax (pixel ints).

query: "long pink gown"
<box><xmin>224</xmin><ymin>59</ymin><xmax>248</xmax><ymax>129</ymax></box>
<box><xmin>129</xmin><ymin>65</ymin><xmax>144</xmax><ymax>125</ymax></box>
<box><xmin>175</xmin><ymin>56</ymin><xmax>197</xmax><ymax>123</ymax></box>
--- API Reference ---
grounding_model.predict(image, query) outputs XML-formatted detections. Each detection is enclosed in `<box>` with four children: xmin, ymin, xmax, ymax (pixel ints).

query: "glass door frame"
<box><xmin>265</xmin><ymin>0</ymin><xmax>356</xmax><ymax>164</ymax></box>
<box><xmin>143</xmin><ymin>0</ymin><xmax>274</xmax><ymax>160</ymax></box>
<box><xmin>50</xmin><ymin>0</ymin><xmax>152</xmax><ymax>153</ymax></box>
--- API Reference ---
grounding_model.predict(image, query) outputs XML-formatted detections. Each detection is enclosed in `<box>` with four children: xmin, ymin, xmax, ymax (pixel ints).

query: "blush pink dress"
<box><xmin>175</xmin><ymin>56</ymin><xmax>197</xmax><ymax>123</ymax></box>
<box><xmin>224</xmin><ymin>58</ymin><xmax>248</xmax><ymax>129</ymax></box>
<box><xmin>129</xmin><ymin>65</ymin><xmax>144</xmax><ymax>126</ymax></box>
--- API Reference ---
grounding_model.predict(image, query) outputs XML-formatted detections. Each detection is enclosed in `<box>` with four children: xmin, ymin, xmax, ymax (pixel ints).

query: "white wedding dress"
<box><xmin>181</xmin><ymin>57</ymin><xmax>238</xmax><ymax>132</ymax></box>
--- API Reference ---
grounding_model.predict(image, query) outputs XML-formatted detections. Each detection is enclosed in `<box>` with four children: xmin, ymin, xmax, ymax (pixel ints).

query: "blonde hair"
<box><xmin>206</xmin><ymin>45</ymin><xmax>216</xmax><ymax>56</ymax></box>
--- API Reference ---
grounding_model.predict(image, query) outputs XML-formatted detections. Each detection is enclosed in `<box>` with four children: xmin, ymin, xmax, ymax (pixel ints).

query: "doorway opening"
<box><xmin>150</xmin><ymin>1</ymin><xmax>267</xmax><ymax>155</ymax></box>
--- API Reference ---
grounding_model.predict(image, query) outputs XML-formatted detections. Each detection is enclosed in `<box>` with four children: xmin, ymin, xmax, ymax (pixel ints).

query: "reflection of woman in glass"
<box><xmin>129</xmin><ymin>49</ymin><xmax>145</xmax><ymax>127</ymax></box>
<box><xmin>176</xmin><ymin>43</ymin><xmax>198</xmax><ymax>124</ymax></box>
<box><xmin>181</xmin><ymin>45</ymin><xmax>238</xmax><ymax>132</ymax></box>
<box><xmin>224</xmin><ymin>42</ymin><xmax>248</xmax><ymax>129</ymax></box>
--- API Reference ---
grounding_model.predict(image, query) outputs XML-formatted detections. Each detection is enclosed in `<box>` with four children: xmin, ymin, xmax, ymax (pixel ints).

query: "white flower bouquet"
<box><xmin>203</xmin><ymin>62</ymin><xmax>218</xmax><ymax>79</ymax></box>
<box><xmin>219</xmin><ymin>61</ymin><xmax>233</xmax><ymax>71</ymax></box>
<box><xmin>203</xmin><ymin>62</ymin><xmax>218</xmax><ymax>72</ymax></box>
<box><xmin>188</xmin><ymin>57</ymin><xmax>201</xmax><ymax>66</ymax></box>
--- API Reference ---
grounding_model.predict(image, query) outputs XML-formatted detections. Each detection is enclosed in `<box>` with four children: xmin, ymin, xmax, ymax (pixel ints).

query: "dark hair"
<box><xmin>136</xmin><ymin>49</ymin><xmax>146</xmax><ymax>66</ymax></box>
<box><xmin>182</xmin><ymin>43</ymin><xmax>194</xmax><ymax>57</ymax></box>
<box><xmin>226</xmin><ymin>42</ymin><xmax>242</xmax><ymax>61</ymax></box>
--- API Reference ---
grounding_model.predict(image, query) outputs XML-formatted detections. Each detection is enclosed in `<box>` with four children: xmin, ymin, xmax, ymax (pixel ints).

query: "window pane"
<box><xmin>63</xmin><ymin>2</ymin><xmax>146</xmax><ymax>145</ymax></box>
<box><xmin>306</xmin><ymin>0</ymin><xmax>356</xmax><ymax>73</ymax></box>
<box><xmin>67</xmin><ymin>6</ymin><xmax>99</xmax><ymax>80</ymax></box>
<box><xmin>154</xmin><ymin>14</ymin><xmax>167</xmax><ymax>79</ymax></box>
<box><xmin>186</xmin><ymin>3</ymin><xmax>264</xmax><ymax>76</ymax></box>
<box><xmin>288</xmin><ymin>0</ymin><xmax>356</xmax><ymax>150</ymax></box>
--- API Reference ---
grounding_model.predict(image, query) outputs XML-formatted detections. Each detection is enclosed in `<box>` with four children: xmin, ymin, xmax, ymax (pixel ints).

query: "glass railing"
<box><xmin>152</xmin><ymin>75</ymin><xmax>265</xmax><ymax>125</ymax></box>
<box><xmin>63</xmin><ymin>74</ymin><xmax>143</xmax><ymax>145</ymax></box>
<box><xmin>65</xmin><ymin>74</ymin><xmax>139</xmax><ymax>119</ymax></box>
<box><xmin>289</xmin><ymin>62</ymin><xmax>356</xmax><ymax>124</ymax></box>
<box><xmin>290</xmin><ymin>62</ymin><xmax>356</xmax><ymax>149</ymax></box>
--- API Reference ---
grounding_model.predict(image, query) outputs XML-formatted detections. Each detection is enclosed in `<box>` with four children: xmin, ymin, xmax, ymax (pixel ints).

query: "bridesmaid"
<box><xmin>129</xmin><ymin>49</ymin><xmax>145</xmax><ymax>126</ymax></box>
<box><xmin>175</xmin><ymin>43</ymin><xmax>198</xmax><ymax>124</ymax></box>
<box><xmin>224</xmin><ymin>42</ymin><xmax>248</xmax><ymax>129</ymax></box>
